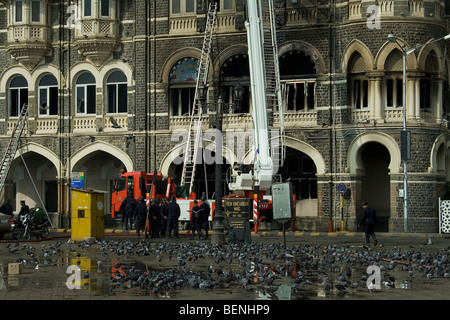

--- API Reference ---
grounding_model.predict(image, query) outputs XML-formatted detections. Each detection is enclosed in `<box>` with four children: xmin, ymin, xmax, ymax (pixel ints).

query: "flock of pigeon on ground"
<box><xmin>5</xmin><ymin>237</ymin><xmax>450</xmax><ymax>298</ymax></box>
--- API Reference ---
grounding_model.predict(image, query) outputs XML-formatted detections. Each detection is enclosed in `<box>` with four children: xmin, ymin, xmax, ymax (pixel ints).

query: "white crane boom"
<box><xmin>245</xmin><ymin>0</ymin><xmax>273</xmax><ymax>191</ymax></box>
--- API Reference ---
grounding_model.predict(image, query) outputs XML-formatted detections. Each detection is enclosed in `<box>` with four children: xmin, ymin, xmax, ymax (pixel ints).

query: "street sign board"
<box><xmin>337</xmin><ymin>183</ymin><xmax>347</xmax><ymax>195</ymax></box>
<box><xmin>71</xmin><ymin>172</ymin><xmax>85</xmax><ymax>189</ymax></box>
<box><xmin>271</xmin><ymin>182</ymin><xmax>293</xmax><ymax>221</ymax></box>
<box><xmin>224</xmin><ymin>198</ymin><xmax>252</xmax><ymax>243</ymax></box>
<box><xmin>224</xmin><ymin>198</ymin><xmax>252</xmax><ymax>219</ymax></box>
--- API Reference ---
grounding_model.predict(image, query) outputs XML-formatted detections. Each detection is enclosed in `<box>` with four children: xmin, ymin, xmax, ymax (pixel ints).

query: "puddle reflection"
<box><xmin>0</xmin><ymin>243</ymin><xmax>418</xmax><ymax>300</ymax></box>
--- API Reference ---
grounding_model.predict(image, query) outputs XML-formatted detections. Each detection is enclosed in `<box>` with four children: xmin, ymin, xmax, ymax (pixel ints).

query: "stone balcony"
<box><xmin>5</xmin><ymin>114</ymin><xmax>129</xmax><ymax>135</ymax></box>
<box><xmin>6</xmin><ymin>24</ymin><xmax>50</xmax><ymax>70</ymax></box>
<box><xmin>73</xmin><ymin>19</ymin><xmax>119</xmax><ymax>67</ymax></box>
<box><xmin>169</xmin><ymin>11</ymin><xmax>237</xmax><ymax>34</ymax></box>
<box><xmin>169</xmin><ymin>112</ymin><xmax>318</xmax><ymax>130</ymax></box>
<box><xmin>352</xmin><ymin>108</ymin><xmax>440</xmax><ymax>125</ymax></box>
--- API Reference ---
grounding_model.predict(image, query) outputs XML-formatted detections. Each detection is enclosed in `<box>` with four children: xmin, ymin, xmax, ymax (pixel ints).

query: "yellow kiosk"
<box><xmin>71</xmin><ymin>188</ymin><xmax>105</xmax><ymax>241</ymax></box>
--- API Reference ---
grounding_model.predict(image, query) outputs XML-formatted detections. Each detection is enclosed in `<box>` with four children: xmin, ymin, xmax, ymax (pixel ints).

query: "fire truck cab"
<box><xmin>111</xmin><ymin>170</ymin><xmax>176</xmax><ymax>219</ymax></box>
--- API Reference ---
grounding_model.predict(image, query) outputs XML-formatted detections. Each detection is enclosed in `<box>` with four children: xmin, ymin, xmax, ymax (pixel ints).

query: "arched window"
<box><xmin>75</xmin><ymin>72</ymin><xmax>96</xmax><ymax>115</ymax></box>
<box><xmin>219</xmin><ymin>54</ymin><xmax>250</xmax><ymax>114</ymax></box>
<box><xmin>280</xmin><ymin>51</ymin><xmax>316</xmax><ymax>112</ymax></box>
<box><xmin>106</xmin><ymin>70</ymin><xmax>127</xmax><ymax>113</ymax></box>
<box><xmin>384</xmin><ymin>49</ymin><xmax>403</xmax><ymax>108</ymax></box>
<box><xmin>38</xmin><ymin>74</ymin><xmax>58</xmax><ymax>116</ymax></box>
<box><xmin>9</xmin><ymin>75</ymin><xmax>28</xmax><ymax>117</ymax></box>
<box><xmin>420</xmin><ymin>51</ymin><xmax>439</xmax><ymax>111</ymax></box>
<box><xmin>348</xmin><ymin>51</ymin><xmax>368</xmax><ymax>110</ymax></box>
<box><xmin>169</xmin><ymin>57</ymin><xmax>198</xmax><ymax>116</ymax></box>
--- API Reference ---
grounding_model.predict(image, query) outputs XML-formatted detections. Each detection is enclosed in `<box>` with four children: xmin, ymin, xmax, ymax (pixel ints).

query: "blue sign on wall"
<box><xmin>71</xmin><ymin>172</ymin><xmax>85</xmax><ymax>188</ymax></box>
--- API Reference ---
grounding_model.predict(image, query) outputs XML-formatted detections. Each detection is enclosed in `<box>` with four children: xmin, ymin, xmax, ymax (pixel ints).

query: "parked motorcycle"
<box><xmin>16</xmin><ymin>213</ymin><xmax>50</xmax><ymax>240</ymax></box>
<box><xmin>11</xmin><ymin>215</ymin><xmax>25</xmax><ymax>240</ymax></box>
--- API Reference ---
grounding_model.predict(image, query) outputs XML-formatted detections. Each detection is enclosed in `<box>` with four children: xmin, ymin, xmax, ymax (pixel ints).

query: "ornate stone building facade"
<box><xmin>0</xmin><ymin>0</ymin><xmax>449</xmax><ymax>232</ymax></box>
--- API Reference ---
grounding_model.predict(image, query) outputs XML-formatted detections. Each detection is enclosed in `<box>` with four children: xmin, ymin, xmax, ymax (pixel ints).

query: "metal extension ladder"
<box><xmin>180</xmin><ymin>2</ymin><xmax>218</xmax><ymax>197</ymax></box>
<box><xmin>262</xmin><ymin>0</ymin><xmax>285</xmax><ymax>167</ymax></box>
<box><xmin>0</xmin><ymin>103</ymin><xmax>29</xmax><ymax>193</ymax></box>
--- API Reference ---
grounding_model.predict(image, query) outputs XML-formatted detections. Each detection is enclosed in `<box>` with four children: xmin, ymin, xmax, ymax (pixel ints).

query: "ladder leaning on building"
<box><xmin>180</xmin><ymin>2</ymin><xmax>218</xmax><ymax>198</ymax></box>
<box><xmin>0</xmin><ymin>103</ymin><xmax>29</xmax><ymax>193</ymax></box>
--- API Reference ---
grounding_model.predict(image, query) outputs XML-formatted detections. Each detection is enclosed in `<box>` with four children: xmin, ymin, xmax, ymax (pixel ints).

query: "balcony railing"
<box><xmin>36</xmin><ymin>118</ymin><xmax>58</xmax><ymax>134</ymax></box>
<box><xmin>73</xmin><ymin>115</ymin><xmax>97</xmax><ymax>132</ymax></box>
<box><xmin>286</xmin><ymin>8</ymin><xmax>317</xmax><ymax>26</ymax></box>
<box><xmin>8</xmin><ymin>24</ymin><xmax>49</xmax><ymax>42</ymax></box>
<box><xmin>104</xmin><ymin>114</ymin><xmax>128</xmax><ymax>131</ymax></box>
<box><xmin>169</xmin><ymin>16</ymin><xmax>197</xmax><ymax>34</ymax></box>
<box><xmin>169</xmin><ymin>111</ymin><xmax>319</xmax><ymax>130</ymax></box>
<box><xmin>169</xmin><ymin>11</ymin><xmax>237</xmax><ymax>34</ymax></box>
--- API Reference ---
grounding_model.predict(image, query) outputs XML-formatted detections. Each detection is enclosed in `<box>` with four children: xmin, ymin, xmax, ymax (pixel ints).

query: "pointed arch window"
<box><xmin>384</xmin><ymin>49</ymin><xmax>403</xmax><ymax>109</ymax></box>
<box><xmin>348</xmin><ymin>51</ymin><xmax>369</xmax><ymax>109</ymax></box>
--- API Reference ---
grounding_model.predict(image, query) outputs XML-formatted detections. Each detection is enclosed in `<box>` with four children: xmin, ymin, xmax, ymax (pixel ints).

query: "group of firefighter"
<box><xmin>119</xmin><ymin>190</ymin><xmax>210</xmax><ymax>240</ymax></box>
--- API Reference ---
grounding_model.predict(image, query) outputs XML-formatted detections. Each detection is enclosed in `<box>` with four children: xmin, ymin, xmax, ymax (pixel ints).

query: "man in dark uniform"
<box><xmin>358</xmin><ymin>202</ymin><xmax>378</xmax><ymax>246</ymax></box>
<box><xmin>134</xmin><ymin>196</ymin><xmax>148</xmax><ymax>239</ymax></box>
<box><xmin>0</xmin><ymin>199</ymin><xmax>13</xmax><ymax>215</ymax></box>
<box><xmin>166</xmin><ymin>196</ymin><xmax>181</xmax><ymax>238</ymax></box>
<box><xmin>149</xmin><ymin>198</ymin><xmax>160</xmax><ymax>238</ymax></box>
<box><xmin>190</xmin><ymin>200</ymin><xmax>204</xmax><ymax>239</ymax></box>
<box><xmin>18</xmin><ymin>200</ymin><xmax>30</xmax><ymax>217</ymax></box>
<box><xmin>120</xmin><ymin>192</ymin><xmax>137</xmax><ymax>230</ymax></box>
<box><xmin>199</xmin><ymin>194</ymin><xmax>210</xmax><ymax>240</ymax></box>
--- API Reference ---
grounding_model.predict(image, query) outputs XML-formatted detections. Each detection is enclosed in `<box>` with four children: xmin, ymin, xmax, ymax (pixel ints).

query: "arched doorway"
<box><xmin>71</xmin><ymin>150</ymin><xmax>128</xmax><ymax>220</ymax></box>
<box><xmin>278</xmin><ymin>147</ymin><xmax>318</xmax><ymax>223</ymax></box>
<box><xmin>6</xmin><ymin>151</ymin><xmax>58</xmax><ymax>214</ymax></box>
<box><xmin>360</xmin><ymin>142</ymin><xmax>390</xmax><ymax>231</ymax></box>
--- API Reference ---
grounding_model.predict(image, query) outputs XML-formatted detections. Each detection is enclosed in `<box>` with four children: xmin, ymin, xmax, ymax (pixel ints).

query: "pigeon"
<box><xmin>335</xmin><ymin>284</ymin><xmax>347</xmax><ymax>295</ymax></box>
<box><xmin>350</xmin><ymin>280</ymin><xmax>360</xmax><ymax>290</ymax></box>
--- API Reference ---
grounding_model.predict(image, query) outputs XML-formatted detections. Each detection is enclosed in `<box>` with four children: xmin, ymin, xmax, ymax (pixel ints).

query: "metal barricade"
<box><xmin>439</xmin><ymin>198</ymin><xmax>450</xmax><ymax>233</ymax></box>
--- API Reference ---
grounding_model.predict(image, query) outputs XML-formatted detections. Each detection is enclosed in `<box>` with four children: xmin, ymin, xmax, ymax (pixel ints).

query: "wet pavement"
<box><xmin>0</xmin><ymin>229</ymin><xmax>450</xmax><ymax>305</ymax></box>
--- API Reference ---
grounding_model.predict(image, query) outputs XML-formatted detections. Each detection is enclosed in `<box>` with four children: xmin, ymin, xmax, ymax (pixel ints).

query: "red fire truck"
<box><xmin>111</xmin><ymin>170</ymin><xmax>177</xmax><ymax>218</ymax></box>
<box><xmin>111</xmin><ymin>169</ymin><xmax>217</xmax><ymax>229</ymax></box>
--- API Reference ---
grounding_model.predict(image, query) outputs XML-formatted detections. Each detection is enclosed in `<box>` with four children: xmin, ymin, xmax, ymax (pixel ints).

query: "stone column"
<box><xmin>407</xmin><ymin>76</ymin><xmax>416</xmax><ymax>120</ymax></box>
<box><xmin>408</xmin><ymin>71</ymin><xmax>423</xmax><ymax>121</ymax></box>
<box><xmin>435</xmin><ymin>77</ymin><xmax>444</xmax><ymax>124</ymax></box>
<box><xmin>366</xmin><ymin>71</ymin><xmax>384</xmax><ymax>122</ymax></box>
